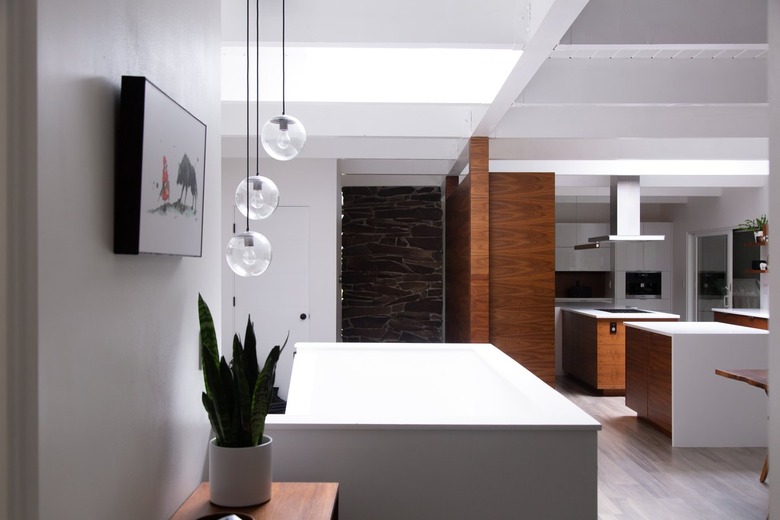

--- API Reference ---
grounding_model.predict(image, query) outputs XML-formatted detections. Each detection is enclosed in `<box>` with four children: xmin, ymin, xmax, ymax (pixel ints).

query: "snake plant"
<box><xmin>198</xmin><ymin>294</ymin><xmax>288</xmax><ymax>447</ymax></box>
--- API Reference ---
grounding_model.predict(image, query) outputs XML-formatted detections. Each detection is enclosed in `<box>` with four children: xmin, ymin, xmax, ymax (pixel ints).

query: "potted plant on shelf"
<box><xmin>737</xmin><ymin>214</ymin><xmax>769</xmax><ymax>243</ymax></box>
<box><xmin>198</xmin><ymin>294</ymin><xmax>288</xmax><ymax>507</ymax></box>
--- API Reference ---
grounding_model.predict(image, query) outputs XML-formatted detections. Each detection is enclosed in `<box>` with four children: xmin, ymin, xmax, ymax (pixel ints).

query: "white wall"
<box><xmin>7</xmin><ymin>1</ymin><xmax>222</xmax><ymax>518</ymax></box>
<box><xmin>669</xmin><ymin>187</ymin><xmax>768</xmax><ymax>320</ymax></box>
<box><xmin>221</xmin><ymin>157</ymin><xmax>340</xmax><ymax>348</ymax></box>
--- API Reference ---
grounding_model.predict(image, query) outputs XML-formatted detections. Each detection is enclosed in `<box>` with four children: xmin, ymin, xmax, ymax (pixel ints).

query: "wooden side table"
<box><xmin>715</xmin><ymin>368</ymin><xmax>769</xmax><ymax>482</ymax></box>
<box><xmin>170</xmin><ymin>482</ymin><xmax>339</xmax><ymax>520</ymax></box>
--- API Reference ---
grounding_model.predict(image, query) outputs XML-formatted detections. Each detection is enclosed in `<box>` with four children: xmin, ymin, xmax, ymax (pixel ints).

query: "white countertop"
<box><xmin>712</xmin><ymin>308</ymin><xmax>769</xmax><ymax>319</ymax></box>
<box><xmin>624</xmin><ymin>321</ymin><xmax>769</xmax><ymax>336</ymax></box>
<box><xmin>562</xmin><ymin>308</ymin><xmax>680</xmax><ymax>320</ymax></box>
<box><xmin>277</xmin><ymin>342</ymin><xmax>600</xmax><ymax>430</ymax></box>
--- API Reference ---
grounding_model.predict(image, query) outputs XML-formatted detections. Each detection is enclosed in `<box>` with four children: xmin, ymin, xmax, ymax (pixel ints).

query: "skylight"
<box><xmin>222</xmin><ymin>46</ymin><xmax>523</xmax><ymax>104</ymax></box>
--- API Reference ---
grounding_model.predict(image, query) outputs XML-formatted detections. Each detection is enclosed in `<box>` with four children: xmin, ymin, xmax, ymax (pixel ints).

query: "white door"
<box><xmin>232</xmin><ymin>206</ymin><xmax>310</xmax><ymax>400</ymax></box>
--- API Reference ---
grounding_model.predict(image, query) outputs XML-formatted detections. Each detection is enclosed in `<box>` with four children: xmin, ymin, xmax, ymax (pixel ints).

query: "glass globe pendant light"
<box><xmin>261</xmin><ymin>0</ymin><xmax>306</xmax><ymax>161</ymax></box>
<box><xmin>235</xmin><ymin>175</ymin><xmax>279</xmax><ymax>220</ymax></box>
<box><xmin>226</xmin><ymin>0</ymin><xmax>273</xmax><ymax>277</ymax></box>
<box><xmin>226</xmin><ymin>230</ymin><xmax>272</xmax><ymax>277</ymax></box>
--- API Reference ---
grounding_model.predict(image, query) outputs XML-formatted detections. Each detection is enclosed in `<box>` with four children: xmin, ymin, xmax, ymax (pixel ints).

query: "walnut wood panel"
<box><xmin>469</xmin><ymin>138</ymin><xmax>490</xmax><ymax>343</ymax></box>
<box><xmin>625</xmin><ymin>326</ymin><xmax>673</xmax><ymax>436</ymax></box>
<box><xmin>647</xmin><ymin>333</ymin><xmax>673</xmax><ymax>436</ymax></box>
<box><xmin>489</xmin><ymin>172</ymin><xmax>555</xmax><ymax>385</ymax></box>
<box><xmin>625</xmin><ymin>327</ymin><xmax>649</xmax><ymax>417</ymax></box>
<box><xmin>561</xmin><ymin>311</ymin><xmax>598</xmax><ymax>389</ymax></box>
<box><xmin>444</xmin><ymin>138</ymin><xmax>490</xmax><ymax>343</ymax></box>
<box><xmin>171</xmin><ymin>482</ymin><xmax>339</xmax><ymax>520</ymax></box>
<box><xmin>713</xmin><ymin>311</ymin><xmax>769</xmax><ymax>330</ymax></box>
<box><xmin>564</xmin><ymin>315</ymin><xmax>676</xmax><ymax>395</ymax></box>
<box><xmin>445</xmin><ymin>176</ymin><xmax>472</xmax><ymax>343</ymax></box>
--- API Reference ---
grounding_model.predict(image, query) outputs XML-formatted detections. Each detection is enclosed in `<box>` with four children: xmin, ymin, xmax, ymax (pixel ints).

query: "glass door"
<box><xmin>690</xmin><ymin>229</ymin><xmax>761</xmax><ymax>321</ymax></box>
<box><xmin>694</xmin><ymin>231</ymin><xmax>730</xmax><ymax>322</ymax></box>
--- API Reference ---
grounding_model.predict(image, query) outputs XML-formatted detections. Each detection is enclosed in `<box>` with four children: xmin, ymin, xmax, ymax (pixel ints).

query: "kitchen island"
<box><xmin>267</xmin><ymin>342</ymin><xmax>601</xmax><ymax>520</ymax></box>
<box><xmin>561</xmin><ymin>308</ymin><xmax>679</xmax><ymax>394</ymax></box>
<box><xmin>713</xmin><ymin>307</ymin><xmax>769</xmax><ymax>330</ymax></box>
<box><xmin>625</xmin><ymin>321</ymin><xmax>768</xmax><ymax>447</ymax></box>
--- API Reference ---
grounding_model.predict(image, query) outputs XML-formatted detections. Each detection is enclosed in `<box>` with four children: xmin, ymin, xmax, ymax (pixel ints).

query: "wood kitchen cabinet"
<box><xmin>562</xmin><ymin>309</ymin><xmax>678</xmax><ymax>395</ymax></box>
<box><xmin>626</xmin><ymin>326</ymin><xmax>672</xmax><ymax>435</ymax></box>
<box><xmin>713</xmin><ymin>310</ymin><xmax>768</xmax><ymax>330</ymax></box>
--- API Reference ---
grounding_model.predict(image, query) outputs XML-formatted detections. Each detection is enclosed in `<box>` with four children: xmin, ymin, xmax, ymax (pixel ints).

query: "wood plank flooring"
<box><xmin>556</xmin><ymin>376</ymin><xmax>769</xmax><ymax>519</ymax></box>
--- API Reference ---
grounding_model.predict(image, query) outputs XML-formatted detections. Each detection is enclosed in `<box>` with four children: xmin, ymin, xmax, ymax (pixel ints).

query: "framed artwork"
<box><xmin>114</xmin><ymin>75</ymin><xmax>207</xmax><ymax>256</ymax></box>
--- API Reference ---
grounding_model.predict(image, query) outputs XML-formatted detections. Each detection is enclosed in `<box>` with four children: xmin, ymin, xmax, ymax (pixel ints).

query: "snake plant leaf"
<box><xmin>197</xmin><ymin>294</ymin><xmax>220</xmax><ymax>368</ymax></box>
<box><xmin>201</xmin><ymin>346</ymin><xmax>232</xmax><ymax>443</ymax></box>
<box><xmin>202</xmin><ymin>392</ymin><xmax>224</xmax><ymax>445</ymax></box>
<box><xmin>243</xmin><ymin>316</ymin><xmax>259</xmax><ymax>395</ymax></box>
<box><xmin>250</xmin><ymin>345</ymin><xmax>279</xmax><ymax>445</ymax></box>
<box><xmin>218</xmin><ymin>356</ymin><xmax>240</xmax><ymax>446</ymax></box>
<box><xmin>231</xmin><ymin>332</ymin><xmax>252</xmax><ymax>443</ymax></box>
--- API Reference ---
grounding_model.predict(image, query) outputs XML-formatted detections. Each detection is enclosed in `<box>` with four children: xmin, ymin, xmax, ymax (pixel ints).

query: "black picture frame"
<box><xmin>114</xmin><ymin>76</ymin><xmax>207</xmax><ymax>256</ymax></box>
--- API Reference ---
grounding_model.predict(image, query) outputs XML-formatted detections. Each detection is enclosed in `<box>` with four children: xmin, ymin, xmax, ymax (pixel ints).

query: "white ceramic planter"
<box><xmin>208</xmin><ymin>435</ymin><xmax>272</xmax><ymax>507</ymax></box>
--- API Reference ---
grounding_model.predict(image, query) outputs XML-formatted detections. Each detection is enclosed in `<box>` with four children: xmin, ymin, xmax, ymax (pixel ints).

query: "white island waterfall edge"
<box><xmin>266</xmin><ymin>342</ymin><xmax>600</xmax><ymax>520</ymax></box>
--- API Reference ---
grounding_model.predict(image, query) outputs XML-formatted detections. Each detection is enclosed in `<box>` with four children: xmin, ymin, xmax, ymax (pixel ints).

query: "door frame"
<box><xmin>686</xmin><ymin>227</ymin><xmax>734</xmax><ymax>321</ymax></box>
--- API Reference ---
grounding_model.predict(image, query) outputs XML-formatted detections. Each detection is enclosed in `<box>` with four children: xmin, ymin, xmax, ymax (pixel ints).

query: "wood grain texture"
<box><xmin>444</xmin><ymin>138</ymin><xmax>490</xmax><ymax>343</ymax></box>
<box><xmin>647</xmin><ymin>333</ymin><xmax>673</xmax><ymax>435</ymax></box>
<box><xmin>625</xmin><ymin>326</ymin><xmax>648</xmax><ymax>416</ymax></box>
<box><xmin>713</xmin><ymin>311</ymin><xmax>769</xmax><ymax>330</ymax></box>
<box><xmin>469</xmin><ymin>137</ymin><xmax>490</xmax><ymax>343</ymax></box>
<box><xmin>489</xmin><ymin>172</ymin><xmax>555</xmax><ymax>385</ymax></box>
<box><xmin>625</xmin><ymin>327</ymin><xmax>673</xmax><ymax>435</ymax></box>
<box><xmin>564</xmin><ymin>316</ymin><xmax>677</xmax><ymax>395</ymax></box>
<box><xmin>557</xmin><ymin>376</ymin><xmax>769</xmax><ymax>520</ymax></box>
<box><xmin>170</xmin><ymin>482</ymin><xmax>339</xmax><ymax>520</ymax></box>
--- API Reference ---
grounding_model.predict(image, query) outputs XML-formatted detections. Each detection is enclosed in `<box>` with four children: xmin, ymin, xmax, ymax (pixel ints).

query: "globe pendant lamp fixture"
<box><xmin>226</xmin><ymin>0</ymin><xmax>274</xmax><ymax>277</ymax></box>
<box><xmin>261</xmin><ymin>0</ymin><xmax>306</xmax><ymax>161</ymax></box>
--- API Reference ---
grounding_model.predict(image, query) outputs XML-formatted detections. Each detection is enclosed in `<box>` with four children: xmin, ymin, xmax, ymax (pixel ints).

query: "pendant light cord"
<box><xmin>244</xmin><ymin>0</ymin><xmax>250</xmax><ymax>232</ymax></box>
<box><xmin>256</xmin><ymin>0</ymin><xmax>260</xmax><ymax>174</ymax></box>
<box><xmin>281</xmin><ymin>0</ymin><xmax>286</xmax><ymax>116</ymax></box>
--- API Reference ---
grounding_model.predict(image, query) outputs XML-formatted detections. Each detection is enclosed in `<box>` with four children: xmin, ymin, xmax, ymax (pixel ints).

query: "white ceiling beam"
<box><xmin>490</xmin><ymin>137</ymin><xmax>768</xmax><ymax>160</ymax></box>
<box><xmin>471</xmin><ymin>0</ymin><xmax>590</xmax><ymax>138</ymax></box>
<box><xmin>489</xmin><ymin>159</ymin><xmax>769</xmax><ymax>177</ymax></box>
<box><xmin>221</xmin><ymin>101</ymin><xmax>485</xmax><ymax>139</ymax></box>
<box><xmin>561</xmin><ymin>0</ymin><xmax>767</xmax><ymax>45</ymax></box>
<box><xmin>494</xmin><ymin>104</ymin><xmax>769</xmax><ymax>139</ymax></box>
<box><xmin>518</xmin><ymin>58</ymin><xmax>766</xmax><ymax>105</ymax></box>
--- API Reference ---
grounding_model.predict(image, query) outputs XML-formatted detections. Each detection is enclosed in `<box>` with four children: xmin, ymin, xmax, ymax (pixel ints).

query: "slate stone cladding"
<box><xmin>341</xmin><ymin>186</ymin><xmax>443</xmax><ymax>342</ymax></box>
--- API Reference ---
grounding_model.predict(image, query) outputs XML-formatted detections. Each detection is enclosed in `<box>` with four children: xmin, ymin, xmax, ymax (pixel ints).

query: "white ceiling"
<box><xmin>220</xmin><ymin>0</ymin><xmax>769</xmax><ymax>201</ymax></box>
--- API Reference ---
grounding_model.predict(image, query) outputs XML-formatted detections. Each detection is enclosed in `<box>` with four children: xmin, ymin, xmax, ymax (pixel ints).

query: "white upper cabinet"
<box><xmin>555</xmin><ymin>223</ymin><xmax>612</xmax><ymax>271</ymax></box>
<box><xmin>555</xmin><ymin>223</ymin><xmax>577</xmax><ymax>247</ymax></box>
<box><xmin>642</xmin><ymin>222</ymin><xmax>672</xmax><ymax>271</ymax></box>
<box><xmin>613</xmin><ymin>222</ymin><xmax>672</xmax><ymax>272</ymax></box>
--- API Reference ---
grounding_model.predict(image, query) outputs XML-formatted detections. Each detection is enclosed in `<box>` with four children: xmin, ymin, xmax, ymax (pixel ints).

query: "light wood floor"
<box><xmin>556</xmin><ymin>376</ymin><xmax>769</xmax><ymax>519</ymax></box>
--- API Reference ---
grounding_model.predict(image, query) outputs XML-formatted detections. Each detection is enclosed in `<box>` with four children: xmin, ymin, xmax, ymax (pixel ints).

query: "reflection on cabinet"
<box><xmin>613</xmin><ymin>222</ymin><xmax>672</xmax><ymax>272</ymax></box>
<box><xmin>625</xmin><ymin>326</ymin><xmax>672</xmax><ymax>435</ymax></box>
<box><xmin>555</xmin><ymin>223</ymin><xmax>611</xmax><ymax>271</ymax></box>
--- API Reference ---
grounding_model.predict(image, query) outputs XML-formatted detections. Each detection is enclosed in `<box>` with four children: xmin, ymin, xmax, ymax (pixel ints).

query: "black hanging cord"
<box><xmin>244</xmin><ymin>0</ymin><xmax>251</xmax><ymax>232</ymax></box>
<box><xmin>256</xmin><ymin>0</ymin><xmax>260</xmax><ymax>174</ymax></box>
<box><xmin>281</xmin><ymin>0</ymin><xmax>286</xmax><ymax>116</ymax></box>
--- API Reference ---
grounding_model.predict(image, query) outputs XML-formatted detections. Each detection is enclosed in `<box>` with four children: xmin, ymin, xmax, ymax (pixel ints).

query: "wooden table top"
<box><xmin>170</xmin><ymin>482</ymin><xmax>339</xmax><ymax>520</ymax></box>
<box><xmin>715</xmin><ymin>369</ymin><xmax>768</xmax><ymax>392</ymax></box>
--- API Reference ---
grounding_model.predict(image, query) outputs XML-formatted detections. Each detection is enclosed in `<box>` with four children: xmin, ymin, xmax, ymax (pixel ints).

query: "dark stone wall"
<box><xmin>341</xmin><ymin>186</ymin><xmax>443</xmax><ymax>342</ymax></box>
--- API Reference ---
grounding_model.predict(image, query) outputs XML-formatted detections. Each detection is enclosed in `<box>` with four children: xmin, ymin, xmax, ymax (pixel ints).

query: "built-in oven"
<box><xmin>625</xmin><ymin>271</ymin><xmax>662</xmax><ymax>299</ymax></box>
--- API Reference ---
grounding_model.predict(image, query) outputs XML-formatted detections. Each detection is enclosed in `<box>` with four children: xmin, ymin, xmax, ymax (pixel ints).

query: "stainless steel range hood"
<box><xmin>575</xmin><ymin>176</ymin><xmax>665</xmax><ymax>248</ymax></box>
